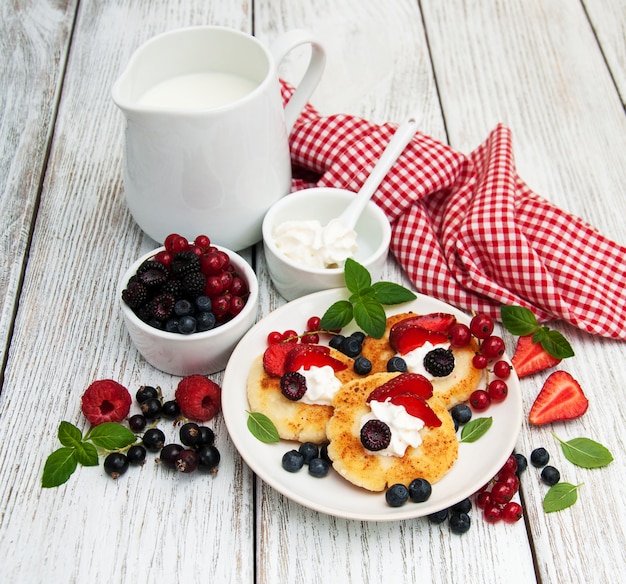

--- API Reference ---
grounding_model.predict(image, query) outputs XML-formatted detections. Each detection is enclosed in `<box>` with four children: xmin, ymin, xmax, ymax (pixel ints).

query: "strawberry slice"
<box><xmin>366</xmin><ymin>373</ymin><xmax>433</xmax><ymax>402</ymax></box>
<box><xmin>387</xmin><ymin>393</ymin><xmax>442</xmax><ymax>427</ymax></box>
<box><xmin>284</xmin><ymin>344</ymin><xmax>347</xmax><ymax>373</ymax></box>
<box><xmin>529</xmin><ymin>371</ymin><xmax>588</xmax><ymax>425</ymax></box>
<box><xmin>262</xmin><ymin>343</ymin><xmax>299</xmax><ymax>377</ymax></box>
<box><xmin>389</xmin><ymin>313</ymin><xmax>456</xmax><ymax>355</ymax></box>
<box><xmin>511</xmin><ymin>334</ymin><xmax>561</xmax><ymax>378</ymax></box>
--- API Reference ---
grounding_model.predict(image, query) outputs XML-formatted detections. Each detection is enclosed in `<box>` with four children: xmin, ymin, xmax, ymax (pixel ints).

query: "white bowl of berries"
<box><xmin>118</xmin><ymin>233</ymin><xmax>259</xmax><ymax>376</ymax></box>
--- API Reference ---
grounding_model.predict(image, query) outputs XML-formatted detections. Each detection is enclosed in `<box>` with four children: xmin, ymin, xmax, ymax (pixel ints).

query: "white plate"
<box><xmin>222</xmin><ymin>288</ymin><xmax>523</xmax><ymax>521</ymax></box>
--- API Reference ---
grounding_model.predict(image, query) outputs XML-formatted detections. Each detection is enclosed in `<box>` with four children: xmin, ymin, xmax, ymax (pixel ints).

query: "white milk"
<box><xmin>137</xmin><ymin>71</ymin><xmax>258</xmax><ymax>109</ymax></box>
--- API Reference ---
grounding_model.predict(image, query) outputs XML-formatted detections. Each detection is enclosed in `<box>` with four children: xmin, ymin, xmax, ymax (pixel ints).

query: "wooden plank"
<box><xmin>421</xmin><ymin>0</ymin><xmax>626</xmax><ymax>582</ymax></box>
<box><xmin>0</xmin><ymin>1</ymin><xmax>255</xmax><ymax>582</ymax></box>
<box><xmin>0</xmin><ymin>1</ymin><xmax>76</xmax><ymax>377</ymax></box>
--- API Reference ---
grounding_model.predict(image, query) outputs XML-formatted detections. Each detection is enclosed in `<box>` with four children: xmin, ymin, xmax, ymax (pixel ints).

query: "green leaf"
<box><xmin>58</xmin><ymin>421</ymin><xmax>83</xmax><ymax>447</ymax></box>
<box><xmin>539</xmin><ymin>329</ymin><xmax>575</xmax><ymax>360</ymax></box>
<box><xmin>74</xmin><ymin>441</ymin><xmax>99</xmax><ymax>467</ymax></box>
<box><xmin>460</xmin><ymin>417</ymin><xmax>493</xmax><ymax>443</ymax></box>
<box><xmin>246</xmin><ymin>411</ymin><xmax>280</xmax><ymax>443</ymax></box>
<box><xmin>320</xmin><ymin>300</ymin><xmax>354</xmax><ymax>331</ymax></box>
<box><xmin>353</xmin><ymin>297</ymin><xmax>387</xmax><ymax>338</ymax></box>
<box><xmin>371</xmin><ymin>281</ymin><xmax>417</xmax><ymax>305</ymax></box>
<box><xmin>87</xmin><ymin>422</ymin><xmax>136</xmax><ymax>450</ymax></box>
<box><xmin>500</xmin><ymin>305</ymin><xmax>539</xmax><ymax>335</ymax></box>
<box><xmin>543</xmin><ymin>482</ymin><xmax>582</xmax><ymax>513</ymax></box>
<box><xmin>554</xmin><ymin>434</ymin><xmax>613</xmax><ymax>469</ymax></box>
<box><xmin>42</xmin><ymin>447</ymin><xmax>78</xmax><ymax>488</ymax></box>
<box><xmin>344</xmin><ymin>258</ymin><xmax>371</xmax><ymax>294</ymax></box>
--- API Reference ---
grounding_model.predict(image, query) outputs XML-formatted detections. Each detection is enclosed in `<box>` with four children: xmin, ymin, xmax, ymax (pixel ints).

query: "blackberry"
<box><xmin>280</xmin><ymin>372</ymin><xmax>307</xmax><ymax>401</ymax></box>
<box><xmin>122</xmin><ymin>280</ymin><xmax>148</xmax><ymax>309</ymax></box>
<box><xmin>423</xmin><ymin>348</ymin><xmax>455</xmax><ymax>377</ymax></box>
<box><xmin>408</xmin><ymin>478</ymin><xmax>432</xmax><ymax>503</ymax></box>
<box><xmin>150</xmin><ymin>293</ymin><xmax>175</xmax><ymax>321</ymax></box>
<box><xmin>308</xmin><ymin>457</ymin><xmax>330</xmax><ymax>478</ymax></box>
<box><xmin>386</xmin><ymin>483</ymin><xmax>409</xmax><ymax>507</ymax></box>
<box><xmin>161</xmin><ymin>279</ymin><xmax>184</xmax><ymax>299</ymax></box>
<box><xmin>387</xmin><ymin>356</ymin><xmax>407</xmax><ymax>373</ymax></box>
<box><xmin>136</xmin><ymin>260</ymin><xmax>169</xmax><ymax>288</ymax></box>
<box><xmin>183</xmin><ymin>271</ymin><xmax>206</xmax><ymax>296</ymax></box>
<box><xmin>170</xmin><ymin>250</ymin><xmax>201</xmax><ymax>276</ymax></box>
<box><xmin>354</xmin><ymin>356</ymin><xmax>372</xmax><ymax>376</ymax></box>
<box><xmin>103</xmin><ymin>452</ymin><xmax>129</xmax><ymax>479</ymax></box>
<box><xmin>360</xmin><ymin>419</ymin><xmax>391</xmax><ymax>451</ymax></box>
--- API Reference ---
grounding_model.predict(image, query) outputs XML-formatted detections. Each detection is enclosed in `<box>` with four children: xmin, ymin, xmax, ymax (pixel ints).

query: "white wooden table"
<box><xmin>1</xmin><ymin>1</ymin><xmax>625</xmax><ymax>582</ymax></box>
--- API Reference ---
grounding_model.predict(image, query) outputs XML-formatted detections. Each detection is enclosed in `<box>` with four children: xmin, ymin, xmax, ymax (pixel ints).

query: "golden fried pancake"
<box><xmin>246</xmin><ymin>347</ymin><xmax>357</xmax><ymax>444</ymax></box>
<box><xmin>326</xmin><ymin>372</ymin><xmax>458</xmax><ymax>491</ymax></box>
<box><xmin>361</xmin><ymin>312</ymin><xmax>482</xmax><ymax>407</ymax></box>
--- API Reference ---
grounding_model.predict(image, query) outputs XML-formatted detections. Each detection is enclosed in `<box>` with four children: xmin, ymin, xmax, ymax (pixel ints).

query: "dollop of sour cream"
<box><xmin>272</xmin><ymin>218</ymin><xmax>358</xmax><ymax>269</ymax></box>
<box><xmin>297</xmin><ymin>365</ymin><xmax>342</xmax><ymax>405</ymax></box>
<box><xmin>360</xmin><ymin>399</ymin><xmax>425</xmax><ymax>457</ymax></box>
<box><xmin>402</xmin><ymin>341</ymin><xmax>452</xmax><ymax>380</ymax></box>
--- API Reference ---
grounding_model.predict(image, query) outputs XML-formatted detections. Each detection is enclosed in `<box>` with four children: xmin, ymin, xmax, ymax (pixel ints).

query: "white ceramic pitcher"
<box><xmin>112</xmin><ymin>26</ymin><xmax>325</xmax><ymax>250</ymax></box>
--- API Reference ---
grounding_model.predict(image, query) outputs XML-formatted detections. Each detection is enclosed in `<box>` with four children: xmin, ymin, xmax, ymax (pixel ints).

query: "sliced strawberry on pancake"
<box><xmin>262</xmin><ymin>343</ymin><xmax>295</xmax><ymax>377</ymax></box>
<box><xmin>366</xmin><ymin>372</ymin><xmax>433</xmax><ymax>402</ymax></box>
<box><xmin>284</xmin><ymin>344</ymin><xmax>347</xmax><ymax>373</ymax></box>
<box><xmin>389</xmin><ymin>313</ymin><xmax>456</xmax><ymax>355</ymax></box>
<box><xmin>387</xmin><ymin>393</ymin><xmax>442</xmax><ymax>427</ymax></box>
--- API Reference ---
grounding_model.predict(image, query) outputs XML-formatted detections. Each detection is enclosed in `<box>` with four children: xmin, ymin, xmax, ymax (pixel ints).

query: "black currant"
<box><xmin>179</xmin><ymin>422</ymin><xmax>201</xmax><ymax>446</ymax></box>
<box><xmin>136</xmin><ymin>385</ymin><xmax>159</xmax><ymax>403</ymax></box>
<box><xmin>128</xmin><ymin>414</ymin><xmax>147</xmax><ymax>433</ymax></box>
<box><xmin>176</xmin><ymin>449</ymin><xmax>199</xmax><ymax>473</ymax></box>
<box><xmin>197</xmin><ymin>426</ymin><xmax>215</xmax><ymax>446</ymax></box>
<box><xmin>103</xmin><ymin>452</ymin><xmax>129</xmax><ymax>479</ymax></box>
<box><xmin>126</xmin><ymin>445</ymin><xmax>147</xmax><ymax>465</ymax></box>
<box><xmin>161</xmin><ymin>400</ymin><xmax>181</xmax><ymax>418</ymax></box>
<box><xmin>142</xmin><ymin>428</ymin><xmax>166</xmax><ymax>451</ymax></box>
<box><xmin>160</xmin><ymin>443</ymin><xmax>184</xmax><ymax>466</ymax></box>
<box><xmin>198</xmin><ymin>445</ymin><xmax>221</xmax><ymax>472</ymax></box>
<box><xmin>140</xmin><ymin>397</ymin><xmax>162</xmax><ymax>420</ymax></box>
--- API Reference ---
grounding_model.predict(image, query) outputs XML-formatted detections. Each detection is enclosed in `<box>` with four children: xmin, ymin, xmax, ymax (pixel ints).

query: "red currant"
<box><xmin>229</xmin><ymin>296</ymin><xmax>245</xmax><ymax>316</ymax></box>
<box><xmin>483</xmin><ymin>503</ymin><xmax>502</xmax><ymax>523</ymax></box>
<box><xmin>480</xmin><ymin>335</ymin><xmax>506</xmax><ymax>360</ymax></box>
<box><xmin>469</xmin><ymin>313</ymin><xmax>495</xmax><ymax>339</ymax></box>
<box><xmin>487</xmin><ymin>379</ymin><xmax>508</xmax><ymax>402</ymax></box>
<box><xmin>205</xmin><ymin>275</ymin><xmax>224</xmax><ymax>297</ymax></box>
<box><xmin>475</xmin><ymin>491</ymin><xmax>492</xmax><ymax>509</ymax></box>
<box><xmin>301</xmin><ymin>332</ymin><xmax>320</xmax><ymax>344</ymax></box>
<box><xmin>219</xmin><ymin>271</ymin><xmax>233</xmax><ymax>292</ymax></box>
<box><xmin>472</xmin><ymin>353</ymin><xmax>489</xmax><ymax>369</ymax></box>
<box><xmin>469</xmin><ymin>389</ymin><xmax>491</xmax><ymax>411</ymax></box>
<box><xmin>153</xmin><ymin>250</ymin><xmax>172</xmax><ymax>267</ymax></box>
<box><xmin>281</xmin><ymin>330</ymin><xmax>299</xmax><ymax>343</ymax></box>
<box><xmin>187</xmin><ymin>244</ymin><xmax>203</xmax><ymax>257</ymax></box>
<box><xmin>493</xmin><ymin>360</ymin><xmax>512</xmax><ymax>379</ymax></box>
<box><xmin>212</xmin><ymin>295</ymin><xmax>230</xmax><ymax>318</ymax></box>
<box><xmin>449</xmin><ymin>323</ymin><xmax>472</xmax><ymax>347</ymax></box>
<box><xmin>194</xmin><ymin>234</ymin><xmax>211</xmax><ymax>250</ymax></box>
<box><xmin>170</xmin><ymin>236</ymin><xmax>189</xmax><ymax>253</ymax></box>
<box><xmin>490</xmin><ymin>482</ymin><xmax>514</xmax><ymax>505</ymax></box>
<box><xmin>267</xmin><ymin>331</ymin><xmax>282</xmax><ymax>345</ymax></box>
<box><xmin>495</xmin><ymin>471</ymin><xmax>519</xmax><ymax>494</ymax></box>
<box><xmin>501</xmin><ymin>501</ymin><xmax>523</xmax><ymax>523</ymax></box>
<box><xmin>499</xmin><ymin>454</ymin><xmax>518</xmax><ymax>475</ymax></box>
<box><xmin>306</xmin><ymin>316</ymin><xmax>321</xmax><ymax>332</ymax></box>
<box><xmin>230</xmin><ymin>276</ymin><xmax>248</xmax><ymax>296</ymax></box>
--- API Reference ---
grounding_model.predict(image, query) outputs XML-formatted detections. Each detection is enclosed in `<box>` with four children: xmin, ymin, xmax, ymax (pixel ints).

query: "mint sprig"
<box><xmin>500</xmin><ymin>305</ymin><xmax>574</xmax><ymax>360</ymax></box>
<box><xmin>553</xmin><ymin>433</ymin><xmax>613</xmax><ymax>469</ymax></box>
<box><xmin>246</xmin><ymin>411</ymin><xmax>280</xmax><ymax>443</ymax></box>
<box><xmin>543</xmin><ymin>482</ymin><xmax>583</xmax><ymax>513</ymax></box>
<box><xmin>42</xmin><ymin>421</ymin><xmax>136</xmax><ymax>488</ymax></box>
<box><xmin>460</xmin><ymin>417</ymin><xmax>492</xmax><ymax>443</ymax></box>
<box><xmin>320</xmin><ymin>258</ymin><xmax>416</xmax><ymax>338</ymax></box>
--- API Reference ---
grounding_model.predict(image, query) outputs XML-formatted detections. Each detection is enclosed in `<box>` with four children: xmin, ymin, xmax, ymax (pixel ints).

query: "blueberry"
<box><xmin>196</xmin><ymin>311</ymin><xmax>216</xmax><ymax>331</ymax></box>
<box><xmin>195</xmin><ymin>295</ymin><xmax>212</xmax><ymax>312</ymax></box>
<box><xmin>386</xmin><ymin>356</ymin><xmax>407</xmax><ymax>373</ymax></box>
<box><xmin>427</xmin><ymin>509</ymin><xmax>448</xmax><ymax>523</ymax></box>
<box><xmin>328</xmin><ymin>334</ymin><xmax>345</xmax><ymax>350</ymax></box>
<box><xmin>174</xmin><ymin>299</ymin><xmax>194</xmax><ymax>317</ymax></box>
<box><xmin>530</xmin><ymin>447</ymin><xmax>550</xmax><ymax>467</ymax></box>
<box><xmin>408</xmin><ymin>478</ymin><xmax>432</xmax><ymax>503</ymax></box>
<box><xmin>308</xmin><ymin>457</ymin><xmax>330</xmax><ymax>478</ymax></box>
<box><xmin>451</xmin><ymin>497</ymin><xmax>472</xmax><ymax>514</ymax></box>
<box><xmin>386</xmin><ymin>483</ymin><xmax>409</xmax><ymax>507</ymax></box>
<box><xmin>165</xmin><ymin>319</ymin><xmax>179</xmax><ymax>333</ymax></box>
<box><xmin>450</xmin><ymin>403</ymin><xmax>472</xmax><ymax>425</ymax></box>
<box><xmin>350</xmin><ymin>331</ymin><xmax>366</xmax><ymax>344</ymax></box>
<box><xmin>177</xmin><ymin>315</ymin><xmax>197</xmax><ymax>334</ymax></box>
<box><xmin>140</xmin><ymin>397</ymin><xmax>162</xmax><ymax>420</ymax></box>
<box><xmin>540</xmin><ymin>465</ymin><xmax>561</xmax><ymax>486</ymax></box>
<box><xmin>126</xmin><ymin>445</ymin><xmax>147</xmax><ymax>465</ymax></box>
<box><xmin>449</xmin><ymin>511</ymin><xmax>471</xmax><ymax>535</ymax></box>
<box><xmin>340</xmin><ymin>336</ymin><xmax>362</xmax><ymax>358</ymax></box>
<box><xmin>319</xmin><ymin>442</ymin><xmax>332</xmax><ymax>464</ymax></box>
<box><xmin>147</xmin><ymin>318</ymin><xmax>164</xmax><ymax>330</ymax></box>
<box><xmin>161</xmin><ymin>400</ymin><xmax>181</xmax><ymax>418</ymax></box>
<box><xmin>514</xmin><ymin>453</ymin><xmax>528</xmax><ymax>474</ymax></box>
<box><xmin>353</xmin><ymin>356</ymin><xmax>372</xmax><ymax>376</ymax></box>
<box><xmin>103</xmin><ymin>452</ymin><xmax>129</xmax><ymax>478</ymax></box>
<box><xmin>298</xmin><ymin>442</ymin><xmax>319</xmax><ymax>464</ymax></box>
<box><xmin>282</xmin><ymin>449</ymin><xmax>304</xmax><ymax>473</ymax></box>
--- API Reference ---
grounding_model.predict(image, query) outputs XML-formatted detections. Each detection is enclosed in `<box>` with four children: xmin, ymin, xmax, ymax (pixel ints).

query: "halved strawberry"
<box><xmin>389</xmin><ymin>313</ymin><xmax>456</xmax><ymax>355</ymax></box>
<box><xmin>284</xmin><ymin>344</ymin><xmax>346</xmax><ymax>373</ymax></box>
<box><xmin>511</xmin><ymin>334</ymin><xmax>561</xmax><ymax>378</ymax></box>
<box><xmin>262</xmin><ymin>343</ymin><xmax>295</xmax><ymax>377</ymax></box>
<box><xmin>388</xmin><ymin>393</ymin><xmax>442</xmax><ymax>427</ymax></box>
<box><xmin>529</xmin><ymin>371</ymin><xmax>588</xmax><ymax>425</ymax></box>
<box><xmin>366</xmin><ymin>373</ymin><xmax>433</xmax><ymax>403</ymax></box>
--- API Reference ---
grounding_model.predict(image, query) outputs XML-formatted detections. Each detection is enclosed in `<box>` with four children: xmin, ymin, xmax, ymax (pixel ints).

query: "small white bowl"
<box><xmin>262</xmin><ymin>188</ymin><xmax>391</xmax><ymax>300</ymax></box>
<box><xmin>118</xmin><ymin>245</ymin><xmax>258</xmax><ymax>376</ymax></box>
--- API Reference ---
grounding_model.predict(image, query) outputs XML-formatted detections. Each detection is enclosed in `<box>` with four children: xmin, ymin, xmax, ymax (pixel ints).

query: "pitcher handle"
<box><xmin>270</xmin><ymin>29</ymin><xmax>326</xmax><ymax>133</ymax></box>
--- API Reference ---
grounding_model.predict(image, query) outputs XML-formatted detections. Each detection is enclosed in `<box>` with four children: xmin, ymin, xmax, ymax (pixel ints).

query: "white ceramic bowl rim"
<box><xmin>262</xmin><ymin>187</ymin><xmax>391</xmax><ymax>274</ymax></box>
<box><xmin>119</xmin><ymin>245</ymin><xmax>259</xmax><ymax>341</ymax></box>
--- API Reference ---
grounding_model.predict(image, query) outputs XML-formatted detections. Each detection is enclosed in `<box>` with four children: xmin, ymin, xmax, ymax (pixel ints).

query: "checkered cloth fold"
<box><xmin>280</xmin><ymin>81</ymin><xmax>626</xmax><ymax>339</ymax></box>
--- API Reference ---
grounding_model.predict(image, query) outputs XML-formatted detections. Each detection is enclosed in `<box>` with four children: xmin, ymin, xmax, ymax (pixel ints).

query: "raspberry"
<box><xmin>175</xmin><ymin>375</ymin><xmax>221</xmax><ymax>421</ymax></box>
<box><xmin>81</xmin><ymin>379</ymin><xmax>132</xmax><ymax>425</ymax></box>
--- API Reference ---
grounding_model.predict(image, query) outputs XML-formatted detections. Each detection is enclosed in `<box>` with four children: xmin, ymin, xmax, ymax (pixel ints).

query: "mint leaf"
<box><xmin>500</xmin><ymin>305</ymin><xmax>539</xmax><ymax>335</ymax></box>
<box><xmin>543</xmin><ymin>482</ymin><xmax>582</xmax><ymax>513</ymax></box>
<box><xmin>320</xmin><ymin>300</ymin><xmax>354</xmax><ymax>331</ymax></box>
<box><xmin>74</xmin><ymin>441</ymin><xmax>99</xmax><ymax>467</ymax></box>
<box><xmin>371</xmin><ymin>281</ymin><xmax>417</xmax><ymax>305</ymax></box>
<box><xmin>58</xmin><ymin>421</ymin><xmax>83</xmax><ymax>447</ymax></box>
<box><xmin>460</xmin><ymin>417</ymin><xmax>492</xmax><ymax>443</ymax></box>
<box><xmin>87</xmin><ymin>422</ymin><xmax>136</xmax><ymax>450</ymax></box>
<box><xmin>540</xmin><ymin>330</ymin><xmax>574</xmax><ymax>359</ymax></box>
<box><xmin>553</xmin><ymin>434</ymin><xmax>613</xmax><ymax>469</ymax></box>
<box><xmin>344</xmin><ymin>258</ymin><xmax>371</xmax><ymax>294</ymax></box>
<box><xmin>353</xmin><ymin>297</ymin><xmax>387</xmax><ymax>339</ymax></box>
<box><xmin>246</xmin><ymin>411</ymin><xmax>280</xmax><ymax>443</ymax></box>
<box><xmin>42</xmin><ymin>447</ymin><xmax>78</xmax><ymax>488</ymax></box>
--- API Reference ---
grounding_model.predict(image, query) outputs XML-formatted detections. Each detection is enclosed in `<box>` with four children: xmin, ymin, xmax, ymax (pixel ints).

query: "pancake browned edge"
<box><xmin>326</xmin><ymin>372</ymin><xmax>459</xmax><ymax>492</ymax></box>
<box><xmin>246</xmin><ymin>347</ymin><xmax>358</xmax><ymax>444</ymax></box>
<box><xmin>360</xmin><ymin>312</ymin><xmax>482</xmax><ymax>407</ymax></box>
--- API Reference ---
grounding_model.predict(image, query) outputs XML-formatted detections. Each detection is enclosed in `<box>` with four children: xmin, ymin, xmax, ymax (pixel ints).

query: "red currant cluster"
<box><xmin>474</xmin><ymin>454</ymin><xmax>524</xmax><ymax>523</ymax></box>
<box><xmin>266</xmin><ymin>316</ymin><xmax>329</xmax><ymax>346</ymax></box>
<box><xmin>449</xmin><ymin>313</ymin><xmax>512</xmax><ymax>412</ymax></box>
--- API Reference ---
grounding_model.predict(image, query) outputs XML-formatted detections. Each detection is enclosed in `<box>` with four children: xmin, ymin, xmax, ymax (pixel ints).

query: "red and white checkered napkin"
<box><xmin>281</xmin><ymin>82</ymin><xmax>626</xmax><ymax>339</ymax></box>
